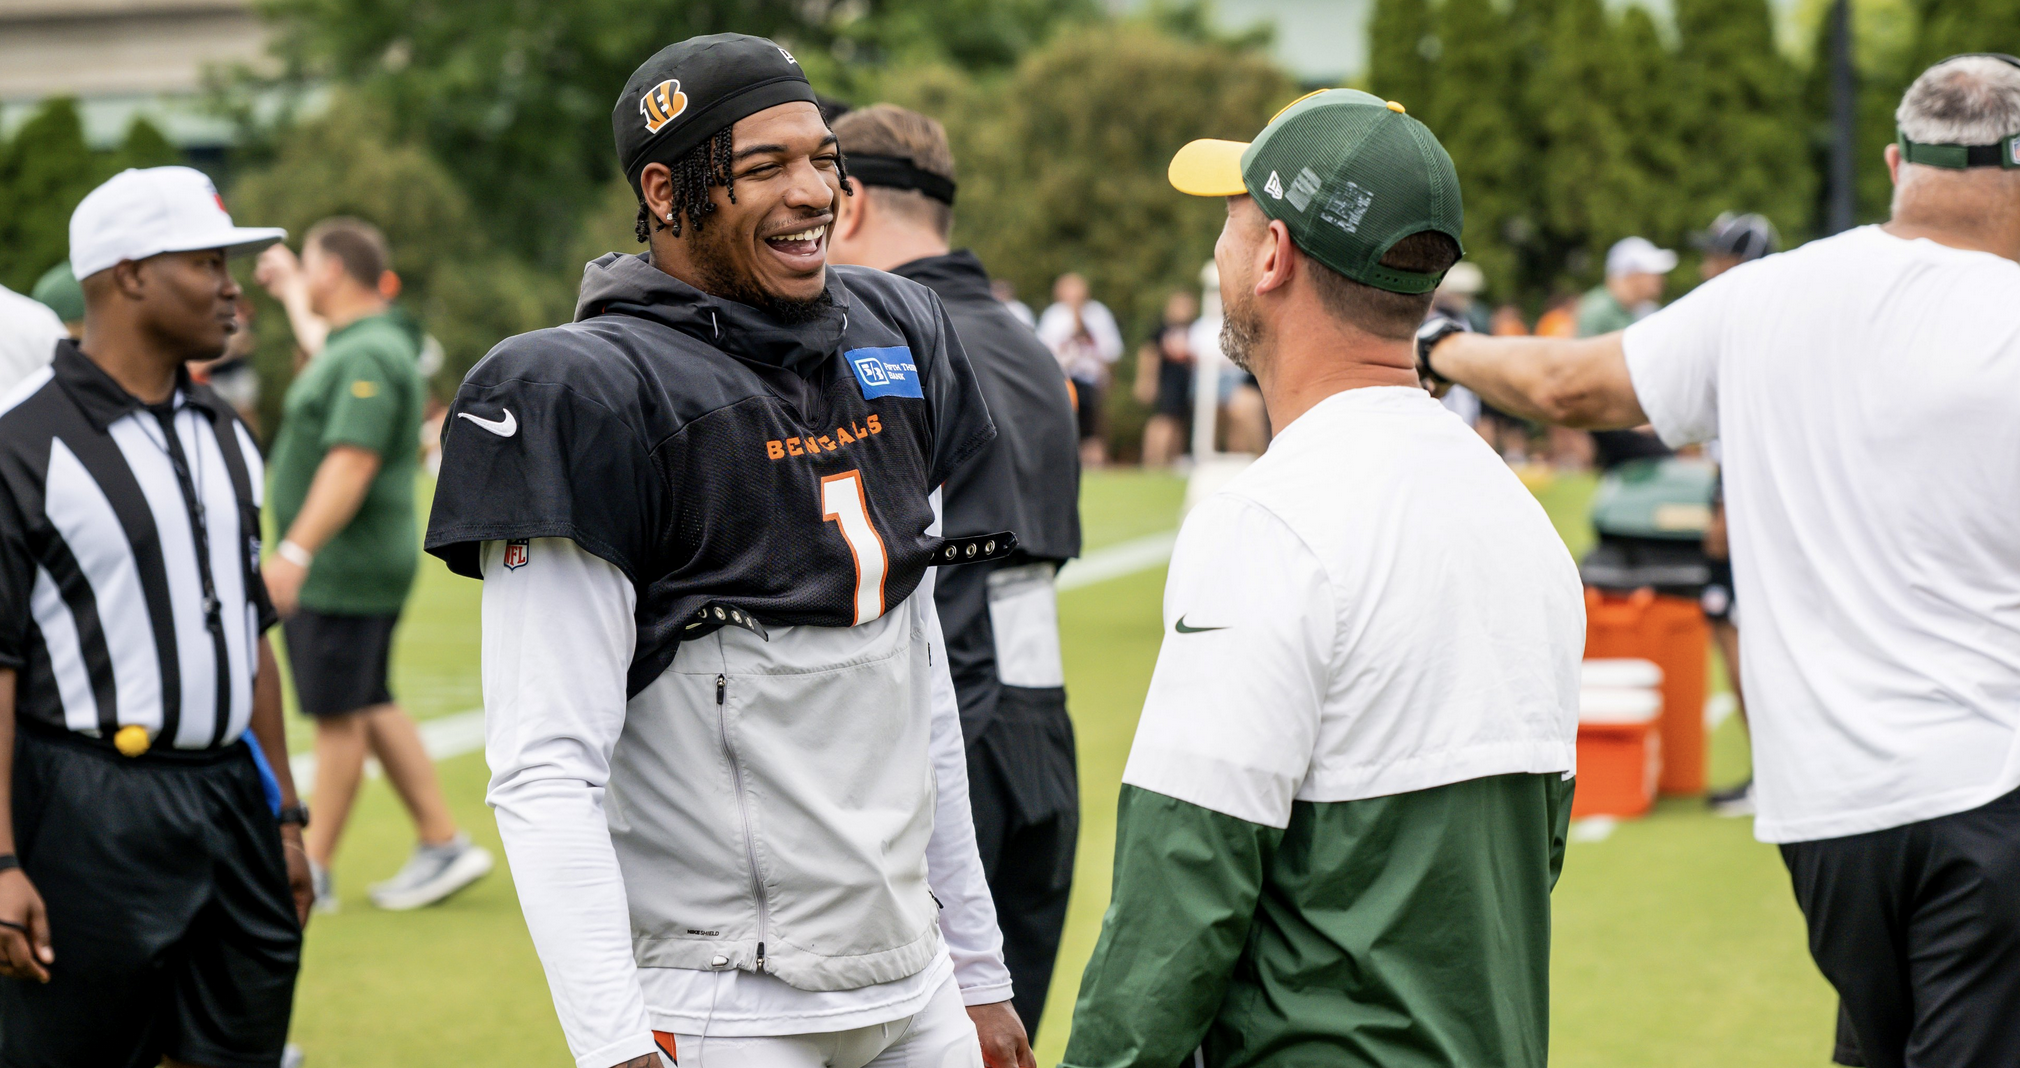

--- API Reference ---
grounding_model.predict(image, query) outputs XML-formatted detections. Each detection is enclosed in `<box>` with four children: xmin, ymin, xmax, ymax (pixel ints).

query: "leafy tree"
<box><xmin>1423</xmin><ymin>0</ymin><xmax>1529</xmax><ymax>299</ymax></box>
<box><xmin>227</xmin><ymin>99</ymin><xmax>570</xmax><ymax>427</ymax></box>
<box><xmin>1910</xmin><ymin>0</ymin><xmax>2020</xmax><ymax>70</ymax></box>
<box><xmin>1530</xmin><ymin>0</ymin><xmax>1641</xmax><ymax>287</ymax></box>
<box><xmin>1673</xmin><ymin>0</ymin><xmax>1814</xmax><ymax>250</ymax></box>
<box><xmin>1368</xmin><ymin>0</ymin><xmax>1440</xmax><ymax>118</ymax></box>
<box><xmin>883</xmin><ymin>23</ymin><xmax>1294</xmax><ymax>347</ymax></box>
<box><xmin>0</xmin><ymin>102</ymin><xmax>182</xmax><ymax>292</ymax></box>
<box><xmin>254</xmin><ymin>0</ymin><xmax>1093</xmax><ymax>268</ymax></box>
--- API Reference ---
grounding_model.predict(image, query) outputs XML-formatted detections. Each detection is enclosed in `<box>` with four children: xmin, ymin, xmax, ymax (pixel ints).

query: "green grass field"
<box><xmin>285</xmin><ymin>469</ymin><xmax>1837</xmax><ymax>1066</ymax></box>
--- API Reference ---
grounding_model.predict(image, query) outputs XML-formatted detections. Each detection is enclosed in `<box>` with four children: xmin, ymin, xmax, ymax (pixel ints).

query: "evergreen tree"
<box><xmin>1911</xmin><ymin>0</ymin><xmax>2020</xmax><ymax>69</ymax></box>
<box><xmin>1673</xmin><ymin>0</ymin><xmax>1814</xmax><ymax>249</ymax></box>
<box><xmin>107</xmin><ymin>117</ymin><xmax>182</xmax><ymax>175</ymax></box>
<box><xmin>0</xmin><ymin>99</ymin><xmax>98</xmax><ymax>292</ymax></box>
<box><xmin>1368</xmin><ymin>0</ymin><xmax>1440</xmax><ymax>117</ymax></box>
<box><xmin>1428</xmin><ymin>0</ymin><xmax>1528</xmax><ymax>296</ymax></box>
<box><xmin>1531</xmin><ymin>0</ymin><xmax>1638</xmax><ymax>289</ymax></box>
<box><xmin>1614</xmin><ymin>7</ymin><xmax>1692</xmax><ymax>268</ymax></box>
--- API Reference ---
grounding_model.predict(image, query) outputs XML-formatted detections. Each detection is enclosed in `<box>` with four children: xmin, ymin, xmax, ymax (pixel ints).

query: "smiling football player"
<box><xmin>424</xmin><ymin>34</ymin><xmax>1032</xmax><ymax>1068</ymax></box>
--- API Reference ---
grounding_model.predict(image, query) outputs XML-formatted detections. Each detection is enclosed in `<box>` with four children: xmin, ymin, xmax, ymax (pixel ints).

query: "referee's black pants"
<box><xmin>1</xmin><ymin>727</ymin><xmax>301</xmax><ymax>1068</ymax></box>
<box><xmin>1781</xmin><ymin>785</ymin><xmax>2020</xmax><ymax>1068</ymax></box>
<box><xmin>966</xmin><ymin>685</ymin><xmax>1079</xmax><ymax>1042</ymax></box>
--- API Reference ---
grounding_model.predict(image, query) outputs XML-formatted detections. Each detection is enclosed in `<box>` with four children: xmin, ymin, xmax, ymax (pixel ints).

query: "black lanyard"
<box><xmin>143</xmin><ymin>403</ymin><xmax>233</xmax><ymax>746</ymax></box>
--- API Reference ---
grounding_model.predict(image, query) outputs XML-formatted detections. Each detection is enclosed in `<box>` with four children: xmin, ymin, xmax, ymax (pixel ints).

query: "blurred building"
<box><xmin>0</xmin><ymin>0</ymin><xmax>273</xmax><ymax>150</ymax></box>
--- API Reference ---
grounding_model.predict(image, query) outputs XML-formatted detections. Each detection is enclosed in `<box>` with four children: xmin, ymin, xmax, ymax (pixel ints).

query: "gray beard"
<box><xmin>1220</xmin><ymin>297</ymin><xmax>1267</xmax><ymax>376</ymax></box>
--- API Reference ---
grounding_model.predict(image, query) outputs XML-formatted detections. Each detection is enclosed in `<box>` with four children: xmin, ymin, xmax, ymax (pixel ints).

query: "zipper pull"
<box><xmin>716</xmin><ymin>674</ymin><xmax>726</xmax><ymax>705</ymax></box>
<box><xmin>755</xmin><ymin>941</ymin><xmax>766</xmax><ymax>970</ymax></box>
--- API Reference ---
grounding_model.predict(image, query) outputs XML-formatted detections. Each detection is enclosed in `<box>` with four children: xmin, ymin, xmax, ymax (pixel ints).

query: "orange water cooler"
<box><xmin>1582</xmin><ymin>588</ymin><xmax>1708</xmax><ymax>796</ymax></box>
<box><xmin>1572</xmin><ymin>664</ymin><xmax>1663</xmax><ymax>819</ymax></box>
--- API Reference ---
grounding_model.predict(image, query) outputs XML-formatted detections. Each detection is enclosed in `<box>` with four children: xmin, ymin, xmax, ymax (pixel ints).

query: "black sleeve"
<box><xmin>424</xmin><ymin>355</ymin><xmax>664</xmax><ymax>583</ymax></box>
<box><xmin>0</xmin><ymin>487</ymin><xmax>33</xmax><ymax>670</ymax></box>
<box><xmin>921</xmin><ymin>298</ymin><xmax>996</xmax><ymax>489</ymax></box>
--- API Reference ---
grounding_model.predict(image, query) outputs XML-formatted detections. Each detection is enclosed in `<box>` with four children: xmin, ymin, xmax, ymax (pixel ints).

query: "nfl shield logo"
<box><xmin>503</xmin><ymin>540</ymin><xmax>530</xmax><ymax>570</ymax></box>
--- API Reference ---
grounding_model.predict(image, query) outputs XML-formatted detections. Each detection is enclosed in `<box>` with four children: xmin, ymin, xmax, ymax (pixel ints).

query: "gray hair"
<box><xmin>1897</xmin><ymin>56</ymin><xmax>2020</xmax><ymax>146</ymax></box>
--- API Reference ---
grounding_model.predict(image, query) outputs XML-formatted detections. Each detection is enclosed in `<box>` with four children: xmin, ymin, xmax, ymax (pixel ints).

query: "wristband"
<box><xmin>0</xmin><ymin>854</ymin><xmax>19</xmax><ymax>874</ymax></box>
<box><xmin>277</xmin><ymin>540</ymin><xmax>314</xmax><ymax>568</ymax></box>
<box><xmin>1414</xmin><ymin>314</ymin><xmax>1472</xmax><ymax>388</ymax></box>
<box><xmin>277</xmin><ymin>803</ymin><xmax>311</xmax><ymax>829</ymax></box>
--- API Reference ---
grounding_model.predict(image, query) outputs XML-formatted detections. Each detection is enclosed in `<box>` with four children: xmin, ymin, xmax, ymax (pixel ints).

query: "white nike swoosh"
<box><xmin>457</xmin><ymin>409</ymin><xmax>518</xmax><ymax>437</ymax></box>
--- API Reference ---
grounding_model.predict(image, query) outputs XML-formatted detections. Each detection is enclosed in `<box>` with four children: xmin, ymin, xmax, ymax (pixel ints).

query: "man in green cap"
<box><xmin>1059</xmin><ymin>90</ymin><xmax>1582</xmax><ymax>1068</ymax></box>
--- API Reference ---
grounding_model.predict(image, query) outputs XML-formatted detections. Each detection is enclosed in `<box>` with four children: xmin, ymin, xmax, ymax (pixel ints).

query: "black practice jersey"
<box><xmin>425</xmin><ymin>253</ymin><xmax>1004</xmax><ymax>696</ymax></box>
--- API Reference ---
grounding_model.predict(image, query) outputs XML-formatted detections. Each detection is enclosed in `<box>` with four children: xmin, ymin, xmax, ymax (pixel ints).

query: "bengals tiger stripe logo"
<box><xmin>639</xmin><ymin>79</ymin><xmax>688</xmax><ymax>133</ymax></box>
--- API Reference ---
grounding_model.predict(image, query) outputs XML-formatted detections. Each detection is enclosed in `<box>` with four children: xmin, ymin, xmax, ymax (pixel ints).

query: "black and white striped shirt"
<box><xmin>0</xmin><ymin>342</ymin><xmax>274</xmax><ymax>751</ymax></box>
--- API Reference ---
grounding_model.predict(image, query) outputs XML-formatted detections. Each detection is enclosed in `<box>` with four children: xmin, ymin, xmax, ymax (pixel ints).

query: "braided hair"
<box><xmin>634</xmin><ymin>126</ymin><xmax>854</xmax><ymax>242</ymax></box>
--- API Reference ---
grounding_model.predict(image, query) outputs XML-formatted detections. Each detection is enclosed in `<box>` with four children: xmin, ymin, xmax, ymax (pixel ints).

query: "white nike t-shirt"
<box><xmin>1122</xmin><ymin>387</ymin><xmax>1583</xmax><ymax>828</ymax></box>
<box><xmin>1624</xmin><ymin>226</ymin><xmax>2020</xmax><ymax>843</ymax></box>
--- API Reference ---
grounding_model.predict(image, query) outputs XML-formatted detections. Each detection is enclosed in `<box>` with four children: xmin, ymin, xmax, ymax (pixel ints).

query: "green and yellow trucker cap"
<box><xmin>1169</xmin><ymin>88</ymin><xmax>1464</xmax><ymax>294</ymax></box>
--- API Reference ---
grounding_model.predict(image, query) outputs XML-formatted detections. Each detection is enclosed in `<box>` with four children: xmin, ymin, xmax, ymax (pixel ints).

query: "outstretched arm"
<box><xmin>480</xmin><ymin>537</ymin><xmax>665</xmax><ymax>1068</ymax></box>
<box><xmin>1426</xmin><ymin>330</ymin><xmax>1648</xmax><ymax>429</ymax></box>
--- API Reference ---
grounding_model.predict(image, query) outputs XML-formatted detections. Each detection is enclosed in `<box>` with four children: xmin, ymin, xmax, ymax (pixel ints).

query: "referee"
<box><xmin>1421</xmin><ymin>56</ymin><xmax>2020</xmax><ymax>1068</ymax></box>
<box><xmin>0</xmin><ymin>167</ymin><xmax>311</xmax><ymax>1067</ymax></box>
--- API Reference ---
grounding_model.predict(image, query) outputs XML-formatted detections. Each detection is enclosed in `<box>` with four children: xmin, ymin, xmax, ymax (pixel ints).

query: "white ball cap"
<box><xmin>69</xmin><ymin>166</ymin><xmax>286</xmax><ymax>281</ymax></box>
<box><xmin>1605</xmin><ymin>235</ymin><xmax>1678</xmax><ymax>278</ymax></box>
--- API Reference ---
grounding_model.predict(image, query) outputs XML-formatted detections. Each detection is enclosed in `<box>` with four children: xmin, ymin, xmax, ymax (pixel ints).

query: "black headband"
<box><xmin>845</xmin><ymin>154</ymin><xmax>957</xmax><ymax>206</ymax></box>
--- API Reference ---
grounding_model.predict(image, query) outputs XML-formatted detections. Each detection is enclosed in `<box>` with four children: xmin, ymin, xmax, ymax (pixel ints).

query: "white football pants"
<box><xmin>663</xmin><ymin>975</ymin><xmax>984</xmax><ymax>1068</ymax></box>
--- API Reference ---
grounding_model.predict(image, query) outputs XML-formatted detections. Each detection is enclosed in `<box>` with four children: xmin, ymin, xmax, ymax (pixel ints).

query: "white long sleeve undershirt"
<box><xmin>479</xmin><ymin>535</ymin><xmax>1011</xmax><ymax>1068</ymax></box>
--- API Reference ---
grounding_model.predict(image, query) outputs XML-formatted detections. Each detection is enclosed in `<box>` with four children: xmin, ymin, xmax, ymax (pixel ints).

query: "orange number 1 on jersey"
<box><xmin>821</xmin><ymin>470</ymin><xmax>889</xmax><ymax>624</ymax></box>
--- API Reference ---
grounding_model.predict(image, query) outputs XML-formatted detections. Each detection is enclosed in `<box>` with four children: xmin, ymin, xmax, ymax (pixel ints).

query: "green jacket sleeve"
<box><xmin>1061</xmin><ymin>784</ymin><xmax>1283</xmax><ymax>1068</ymax></box>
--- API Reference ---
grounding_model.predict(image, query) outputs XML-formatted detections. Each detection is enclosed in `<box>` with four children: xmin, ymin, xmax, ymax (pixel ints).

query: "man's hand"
<box><xmin>968</xmin><ymin>1000</ymin><xmax>1036</xmax><ymax>1068</ymax></box>
<box><xmin>264</xmin><ymin>554</ymin><xmax>307</xmax><ymax>618</ymax></box>
<box><xmin>254</xmin><ymin>244</ymin><xmax>303</xmax><ymax>303</ymax></box>
<box><xmin>280</xmin><ymin>825</ymin><xmax>313</xmax><ymax>929</ymax></box>
<box><xmin>0</xmin><ymin>868</ymin><xmax>52</xmax><ymax>983</ymax></box>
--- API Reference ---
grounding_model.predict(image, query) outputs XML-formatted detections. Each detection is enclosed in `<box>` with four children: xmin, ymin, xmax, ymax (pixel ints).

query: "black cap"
<box><xmin>1696</xmin><ymin>212</ymin><xmax>1779</xmax><ymax>262</ymax></box>
<box><xmin>613</xmin><ymin>34</ymin><xmax>820</xmax><ymax>193</ymax></box>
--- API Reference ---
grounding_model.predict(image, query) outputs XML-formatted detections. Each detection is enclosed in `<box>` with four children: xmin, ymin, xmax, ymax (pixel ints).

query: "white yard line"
<box><xmin>1570</xmin><ymin>816</ymin><xmax>1618</xmax><ymax>843</ymax></box>
<box><xmin>1704</xmin><ymin>692</ymin><xmax>1738</xmax><ymax>731</ymax></box>
<box><xmin>290</xmin><ymin>528</ymin><xmax>1186</xmax><ymax>787</ymax></box>
<box><xmin>1057</xmin><ymin>530</ymin><xmax>1178</xmax><ymax>591</ymax></box>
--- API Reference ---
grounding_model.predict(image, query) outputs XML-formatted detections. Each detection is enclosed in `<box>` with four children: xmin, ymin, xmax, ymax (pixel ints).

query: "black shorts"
<box><xmin>282</xmin><ymin>608</ymin><xmax>399</xmax><ymax>717</ymax></box>
<box><xmin>1780</xmin><ymin>786</ymin><xmax>2020</xmax><ymax>1068</ymax></box>
<box><xmin>1</xmin><ymin>728</ymin><xmax>300</xmax><ymax>1068</ymax></box>
<box><xmin>1153</xmin><ymin>360</ymin><xmax>1193</xmax><ymax>419</ymax></box>
<box><xmin>1701</xmin><ymin>557</ymin><xmax>1736</xmax><ymax>623</ymax></box>
<box><xmin>1071</xmin><ymin>379</ymin><xmax>1103</xmax><ymax>442</ymax></box>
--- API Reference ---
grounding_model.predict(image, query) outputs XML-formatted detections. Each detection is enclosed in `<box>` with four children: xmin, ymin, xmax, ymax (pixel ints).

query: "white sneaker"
<box><xmin>367</xmin><ymin>834</ymin><xmax>493</xmax><ymax>911</ymax></box>
<box><xmin>281</xmin><ymin>1043</ymin><xmax>306</xmax><ymax>1068</ymax></box>
<box><xmin>310</xmin><ymin>860</ymin><xmax>340</xmax><ymax>915</ymax></box>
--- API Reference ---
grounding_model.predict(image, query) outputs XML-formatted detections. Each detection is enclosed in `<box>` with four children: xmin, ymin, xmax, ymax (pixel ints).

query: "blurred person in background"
<box><xmin>1133</xmin><ymin>290</ymin><xmax>1197</xmax><ymax>467</ymax></box>
<box><xmin>1420</xmin><ymin>55</ymin><xmax>2020</xmax><ymax>1068</ymax></box>
<box><xmin>1532</xmin><ymin>290</ymin><xmax>1580</xmax><ymax>338</ymax></box>
<box><xmin>0</xmin><ymin>280</ymin><xmax>62</xmax><ymax>394</ymax></box>
<box><xmin>0</xmin><ymin>165</ymin><xmax>310</xmax><ymax>1068</ymax></box>
<box><xmin>30</xmin><ymin>263</ymin><xmax>84</xmax><ymax>339</ymax></box>
<box><xmin>1431</xmin><ymin>261</ymin><xmax>1492</xmax><ymax>333</ymax></box>
<box><xmin>257</xmin><ymin>218</ymin><xmax>491</xmax><ymax>913</ymax></box>
<box><xmin>1037</xmin><ymin>272</ymin><xmax>1123</xmax><ymax>466</ymax></box>
<box><xmin>991</xmin><ymin>277</ymin><xmax>1036</xmax><ymax>330</ymax></box>
<box><xmin>1694</xmin><ymin>211</ymin><xmax>1779</xmax><ymax>818</ymax></box>
<box><xmin>829</xmin><ymin>102</ymin><xmax>1085</xmax><ymax>1041</ymax></box>
<box><xmin>194</xmin><ymin>295</ymin><xmax>264</xmax><ymax>434</ymax></box>
<box><xmin>1490</xmin><ymin>303</ymin><xmax>1529</xmax><ymax>337</ymax></box>
<box><xmin>1580</xmin><ymin>237</ymin><xmax>1676</xmax><ymax>470</ymax></box>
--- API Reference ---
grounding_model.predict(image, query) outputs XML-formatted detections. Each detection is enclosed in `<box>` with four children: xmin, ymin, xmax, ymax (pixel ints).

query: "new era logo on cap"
<box><xmin>1263</xmin><ymin>171</ymin><xmax>1285</xmax><ymax>199</ymax></box>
